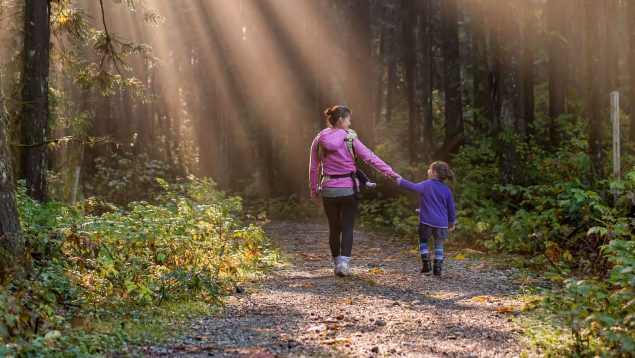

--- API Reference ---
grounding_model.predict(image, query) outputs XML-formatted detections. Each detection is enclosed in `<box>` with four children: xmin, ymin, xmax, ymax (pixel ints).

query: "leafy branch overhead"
<box><xmin>51</xmin><ymin>0</ymin><xmax>162</xmax><ymax>98</ymax></box>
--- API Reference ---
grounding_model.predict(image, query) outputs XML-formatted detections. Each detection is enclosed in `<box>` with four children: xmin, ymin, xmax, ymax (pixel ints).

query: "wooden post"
<box><xmin>611</xmin><ymin>91</ymin><xmax>620</xmax><ymax>179</ymax></box>
<box><xmin>71</xmin><ymin>166</ymin><xmax>81</xmax><ymax>204</ymax></box>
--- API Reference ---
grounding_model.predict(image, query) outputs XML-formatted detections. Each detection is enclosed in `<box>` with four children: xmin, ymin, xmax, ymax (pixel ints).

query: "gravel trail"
<box><xmin>146</xmin><ymin>220</ymin><xmax>525</xmax><ymax>357</ymax></box>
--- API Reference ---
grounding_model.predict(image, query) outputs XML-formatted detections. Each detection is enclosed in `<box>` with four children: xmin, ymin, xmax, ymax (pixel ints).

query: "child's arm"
<box><xmin>447</xmin><ymin>190</ymin><xmax>456</xmax><ymax>230</ymax></box>
<box><xmin>396</xmin><ymin>178</ymin><xmax>426</xmax><ymax>193</ymax></box>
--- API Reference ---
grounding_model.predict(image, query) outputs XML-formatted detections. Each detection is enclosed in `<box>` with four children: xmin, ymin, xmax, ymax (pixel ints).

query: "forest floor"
<box><xmin>141</xmin><ymin>220</ymin><xmax>528</xmax><ymax>357</ymax></box>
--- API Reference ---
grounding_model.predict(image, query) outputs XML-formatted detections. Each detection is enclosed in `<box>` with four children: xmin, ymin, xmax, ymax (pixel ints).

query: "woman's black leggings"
<box><xmin>322</xmin><ymin>195</ymin><xmax>359</xmax><ymax>258</ymax></box>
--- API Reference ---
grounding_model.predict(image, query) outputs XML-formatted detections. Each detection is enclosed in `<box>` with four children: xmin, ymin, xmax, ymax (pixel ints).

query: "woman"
<box><xmin>309</xmin><ymin>105</ymin><xmax>400</xmax><ymax>277</ymax></box>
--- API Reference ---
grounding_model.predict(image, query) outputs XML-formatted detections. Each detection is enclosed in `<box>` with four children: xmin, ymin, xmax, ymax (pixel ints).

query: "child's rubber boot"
<box><xmin>433</xmin><ymin>259</ymin><xmax>443</xmax><ymax>276</ymax></box>
<box><xmin>420</xmin><ymin>255</ymin><xmax>432</xmax><ymax>275</ymax></box>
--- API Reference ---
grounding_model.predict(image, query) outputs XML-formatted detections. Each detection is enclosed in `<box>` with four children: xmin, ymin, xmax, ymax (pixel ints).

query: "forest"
<box><xmin>0</xmin><ymin>0</ymin><xmax>634</xmax><ymax>356</ymax></box>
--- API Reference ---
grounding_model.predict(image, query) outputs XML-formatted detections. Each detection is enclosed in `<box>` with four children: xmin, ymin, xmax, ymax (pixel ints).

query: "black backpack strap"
<box><xmin>350</xmin><ymin>172</ymin><xmax>360</xmax><ymax>200</ymax></box>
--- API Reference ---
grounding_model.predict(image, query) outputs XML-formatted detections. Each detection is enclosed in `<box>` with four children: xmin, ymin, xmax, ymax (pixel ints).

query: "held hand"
<box><xmin>449</xmin><ymin>223</ymin><xmax>456</xmax><ymax>232</ymax></box>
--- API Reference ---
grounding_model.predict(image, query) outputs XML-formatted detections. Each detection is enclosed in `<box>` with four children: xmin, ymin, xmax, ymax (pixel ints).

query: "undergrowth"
<box><xmin>0</xmin><ymin>177</ymin><xmax>278</xmax><ymax>356</ymax></box>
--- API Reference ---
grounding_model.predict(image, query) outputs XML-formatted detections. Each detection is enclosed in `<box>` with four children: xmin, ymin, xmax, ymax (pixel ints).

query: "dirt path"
<box><xmin>147</xmin><ymin>220</ymin><xmax>525</xmax><ymax>357</ymax></box>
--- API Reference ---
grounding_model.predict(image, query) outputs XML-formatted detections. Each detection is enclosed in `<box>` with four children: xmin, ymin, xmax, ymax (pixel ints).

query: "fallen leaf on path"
<box><xmin>363</xmin><ymin>277</ymin><xmax>377</xmax><ymax>286</ymax></box>
<box><xmin>322</xmin><ymin>337</ymin><xmax>352</xmax><ymax>345</ymax></box>
<box><xmin>452</xmin><ymin>253</ymin><xmax>466</xmax><ymax>260</ymax></box>
<box><xmin>344</xmin><ymin>298</ymin><xmax>353</xmax><ymax>305</ymax></box>
<box><xmin>462</xmin><ymin>248</ymin><xmax>486</xmax><ymax>256</ymax></box>
<box><xmin>370</xmin><ymin>267</ymin><xmax>381</xmax><ymax>274</ymax></box>
<box><xmin>496</xmin><ymin>306</ymin><xmax>515</xmax><ymax>313</ymax></box>
<box><xmin>513</xmin><ymin>275</ymin><xmax>533</xmax><ymax>284</ymax></box>
<box><xmin>290</xmin><ymin>281</ymin><xmax>315</xmax><ymax>288</ymax></box>
<box><xmin>470</xmin><ymin>295</ymin><xmax>497</xmax><ymax>302</ymax></box>
<box><xmin>470</xmin><ymin>262</ymin><xmax>493</xmax><ymax>271</ymax></box>
<box><xmin>307</xmin><ymin>324</ymin><xmax>327</xmax><ymax>332</ymax></box>
<box><xmin>431</xmin><ymin>294</ymin><xmax>449</xmax><ymax>299</ymax></box>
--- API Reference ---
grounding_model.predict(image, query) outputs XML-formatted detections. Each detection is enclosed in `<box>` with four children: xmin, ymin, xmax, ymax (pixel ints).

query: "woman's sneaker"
<box><xmin>337</xmin><ymin>262</ymin><xmax>352</xmax><ymax>277</ymax></box>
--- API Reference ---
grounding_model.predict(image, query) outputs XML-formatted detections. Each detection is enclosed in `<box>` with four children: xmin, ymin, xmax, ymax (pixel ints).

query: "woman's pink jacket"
<box><xmin>309</xmin><ymin>127</ymin><xmax>399</xmax><ymax>197</ymax></box>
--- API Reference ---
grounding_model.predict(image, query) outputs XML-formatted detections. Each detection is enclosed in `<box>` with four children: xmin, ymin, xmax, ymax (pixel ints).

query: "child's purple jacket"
<box><xmin>309</xmin><ymin>128</ymin><xmax>399</xmax><ymax>197</ymax></box>
<box><xmin>397</xmin><ymin>178</ymin><xmax>456</xmax><ymax>228</ymax></box>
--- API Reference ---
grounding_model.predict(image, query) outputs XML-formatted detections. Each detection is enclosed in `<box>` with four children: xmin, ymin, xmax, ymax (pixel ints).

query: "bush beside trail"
<box><xmin>353</xmin><ymin>136</ymin><xmax>635</xmax><ymax>356</ymax></box>
<box><xmin>0</xmin><ymin>177</ymin><xmax>277</xmax><ymax>356</ymax></box>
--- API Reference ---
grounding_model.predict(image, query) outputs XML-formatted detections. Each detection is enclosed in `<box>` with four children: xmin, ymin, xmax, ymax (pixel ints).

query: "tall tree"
<box><xmin>492</xmin><ymin>0</ymin><xmax>521</xmax><ymax>184</ymax></box>
<box><xmin>0</xmin><ymin>77</ymin><xmax>26</xmax><ymax>278</ymax></box>
<box><xmin>605</xmin><ymin>0</ymin><xmax>619</xmax><ymax>92</ymax></box>
<box><xmin>520</xmin><ymin>0</ymin><xmax>535</xmax><ymax>138</ymax></box>
<box><xmin>469</xmin><ymin>0</ymin><xmax>494</xmax><ymax>130</ymax></box>
<box><xmin>20</xmin><ymin>0</ymin><xmax>51</xmax><ymax>202</ymax></box>
<box><xmin>419</xmin><ymin>0</ymin><xmax>434</xmax><ymax>157</ymax></box>
<box><xmin>629</xmin><ymin>0</ymin><xmax>635</xmax><ymax>143</ymax></box>
<box><xmin>441</xmin><ymin>0</ymin><xmax>463</xmax><ymax>156</ymax></box>
<box><xmin>374</xmin><ymin>29</ymin><xmax>386</xmax><ymax>125</ymax></box>
<box><xmin>346</xmin><ymin>0</ymin><xmax>374</xmax><ymax>147</ymax></box>
<box><xmin>547</xmin><ymin>0</ymin><xmax>568</xmax><ymax>146</ymax></box>
<box><xmin>585</xmin><ymin>0</ymin><xmax>608</xmax><ymax>179</ymax></box>
<box><xmin>385</xmin><ymin>26</ymin><xmax>398</xmax><ymax>123</ymax></box>
<box><xmin>403</xmin><ymin>0</ymin><xmax>421</xmax><ymax>162</ymax></box>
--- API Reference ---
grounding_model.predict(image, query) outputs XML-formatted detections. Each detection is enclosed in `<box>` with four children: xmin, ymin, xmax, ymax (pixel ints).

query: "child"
<box><xmin>396</xmin><ymin>161</ymin><xmax>456</xmax><ymax>276</ymax></box>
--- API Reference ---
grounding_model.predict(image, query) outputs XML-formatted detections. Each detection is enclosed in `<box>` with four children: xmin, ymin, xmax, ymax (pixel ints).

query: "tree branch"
<box><xmin>98</xmin><ymin>0</ymin><xmax>125</xmax><ymax>77</ymax></box>
<box><xmin>11</xmin><ymin>136</ymin><xmax>114</xmax><ymax>148</ymax></box>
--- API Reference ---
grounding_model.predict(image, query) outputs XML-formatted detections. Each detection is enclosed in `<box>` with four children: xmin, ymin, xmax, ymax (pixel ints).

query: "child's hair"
<box><xmin>323</xmin><ymin>105</ymin><xmax>351</xmax><ymax>127</ymax></box>
<box><xmin>431</xmin><ymin>161</ymin><xmax>454</xmax><ymax>183</ymax></box>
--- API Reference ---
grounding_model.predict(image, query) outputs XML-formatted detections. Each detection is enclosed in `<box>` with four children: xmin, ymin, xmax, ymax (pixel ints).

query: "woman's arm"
<box><xmin>309</xmin><ymin>138</ymin><xmax>321</xmax><ymax>197</ymax></box>
<box><xmin>353</xmin><ymin>138</ymin><xmax>399</xmax><ymax>178</ymax></box>
<box><xmin>396</xmin><ymin>177</ymin><xmax>426</xmax><ymax>193</ymax></box>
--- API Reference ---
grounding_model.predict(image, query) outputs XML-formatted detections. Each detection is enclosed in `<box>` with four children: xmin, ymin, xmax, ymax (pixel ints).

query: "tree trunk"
<box><xmin>403</xmin><ymin>0</ymin><xmax>421</xmax><ymax>162</ymax></box>
<box><xmin>629</xmin><ymin>0</ymin><xmax>635</xmax><ymax>143</ymax></box>
<box><xmin>586</xmin><ymin>0</ymin><xmax>608</xmax><ymax>179</ymax></box>
<box><xmin>520</xmin><ymin>0</ymin><xmax>535</xmax><ymax>139</ymax></box>
<box><xmin>492</xmin><ymin>0</ymin><xmax>521</xmax><ymax>185</ymax></box>
<box><xmin>441</xmin><ymin>0</ymin><xmax>463</xmax><ymax>156</ymax></box>
<box><xmin>469</xmin><ymin>0</ymin><xmax>494</xmax><ymax>131</ymax></box>
<box><xmin>20</xmin><ymin>0</ymin><xmax>50</xmax><ymax>202</ymax></box>
<box><xmin>315</xmin><ymin>0</ymin><xmax>334</xmax><ymax>131</ymax></box>
<box><xmin>374</xmin><ymin>30</ymin><xmax>385</xmax><ymax>125</ymax></box>
<box><xmin>605</xmin><ymin>0</ymin><xmax>619</xmax><ymax>92</ymax></box>
<box><xmin>385</xmin><ymin>27</ymin><xmax>397</xmax><ymax>124</ymax></box>
<box><xmin>346</xmin><ymin>0</ymin><xmax>374</xmax><ymax>148</ymax></box>
<box><xmin>420</xmin><ymin>0</ymin><xmax>433</xmax><ymax>158</ymax></box>
<box><xmin>547</xmin><ymin>0</ymin><xmax>567</xmax><ymax>147</ymax></box>
<box><xmin>0</xmin><ymin>77</ymin><xmax>26</xmax><ymax>279</ymax></box>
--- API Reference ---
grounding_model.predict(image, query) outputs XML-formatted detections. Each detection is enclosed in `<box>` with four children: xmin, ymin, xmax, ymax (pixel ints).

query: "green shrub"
<box><xmin>1</xmin><ymin>176</ymin><xmax>275</xmax><ymax>355</ymax></box>
<box><xmin>359</xmin><ymin>196</ymin><xmax>420</xmax><ymax>238</ymax></box>
<box><xmin>84</xmin><ymin>152</ymin><xmax>170</xmax><ymax>204</ymax></box>
<box><xmin>544</xmin><ymin>239</ymin><xmax>635</xmax><ymax>356</ymax></box>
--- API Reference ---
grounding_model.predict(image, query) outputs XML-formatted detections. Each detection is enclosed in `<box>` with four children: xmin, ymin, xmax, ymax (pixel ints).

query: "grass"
<box><xmin>516</xmin><ymin>306</ymin><xmax>572</xmax><ymax>356</ymax></box>
<box><xmin>55</xmin><ymin>300</ymin><xmax>220</xmax><ymax>356</ymax></box>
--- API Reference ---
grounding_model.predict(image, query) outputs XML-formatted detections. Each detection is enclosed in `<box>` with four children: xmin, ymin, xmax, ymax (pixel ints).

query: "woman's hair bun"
<box><xmin>323</xmin><ymin>105</ymin><xmax>351</xmax><ymax>127</ymax></box>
